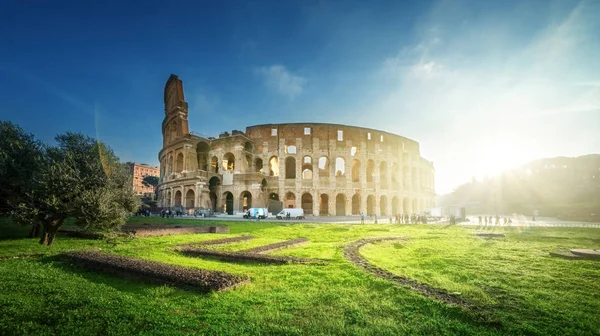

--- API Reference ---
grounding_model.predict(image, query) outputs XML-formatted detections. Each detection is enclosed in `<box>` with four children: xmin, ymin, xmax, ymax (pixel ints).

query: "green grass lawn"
<box><xmin>1</xmin><ymin>217</ymin><xmax>599</xmax><ymax>335</ymax></box>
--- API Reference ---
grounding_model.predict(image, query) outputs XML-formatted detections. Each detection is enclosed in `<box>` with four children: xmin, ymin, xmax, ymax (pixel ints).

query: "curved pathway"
<box><xmin>343</xmin><ymin>236</ymin><xmax>470</xmax><ymax>308</ymax></box>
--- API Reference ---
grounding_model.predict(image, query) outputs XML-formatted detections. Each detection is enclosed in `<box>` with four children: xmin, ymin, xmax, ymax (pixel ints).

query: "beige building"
<box><xmin>127</xmin><ymin>162</ymin><xmax>159</xmax><ymax>196</ymax></box>
<box><xmin>157</xmin><ymin>74</ymin><xmax>436</xmax><ymax>216</ymax></box>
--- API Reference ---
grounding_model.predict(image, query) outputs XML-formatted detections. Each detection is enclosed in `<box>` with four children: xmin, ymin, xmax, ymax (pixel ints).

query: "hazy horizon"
<box><xmin>1</xmin><ymin>0</ymin><xmax>599</xmax><ymax>194</ymax></box>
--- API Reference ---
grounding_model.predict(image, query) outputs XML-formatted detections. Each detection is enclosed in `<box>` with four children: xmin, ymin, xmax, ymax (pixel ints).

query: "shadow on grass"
<box><xmin>43</xmin><ymin>254</ymin><xmax>215</xmax><ymax>298</ymax></box>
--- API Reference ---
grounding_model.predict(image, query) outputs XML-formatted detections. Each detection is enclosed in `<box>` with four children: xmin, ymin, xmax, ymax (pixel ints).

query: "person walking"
<box><xmin>360</xmin><ymin>212</ymin><xmax>365</xmax><ymax>224</ymax></box>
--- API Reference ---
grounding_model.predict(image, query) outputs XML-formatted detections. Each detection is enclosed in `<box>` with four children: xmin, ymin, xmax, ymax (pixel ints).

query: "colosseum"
<box><xmin>157</xmin><ymin>74</ymin><xmax>436</xmax><ymax>217</ymax></box>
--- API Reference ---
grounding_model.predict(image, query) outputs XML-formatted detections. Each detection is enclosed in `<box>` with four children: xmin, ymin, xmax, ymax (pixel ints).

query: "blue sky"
<box><xmin>1</xmin><ymin>0</ymin><xmax>599</xmax><ymax>193</ymax></box>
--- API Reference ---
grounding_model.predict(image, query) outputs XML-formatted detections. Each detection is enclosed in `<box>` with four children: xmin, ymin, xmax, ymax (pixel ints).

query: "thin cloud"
<box><xmin>254</xmin><ymin>65</ymin><xmax>307</xmax><ymax>99</ymax></box>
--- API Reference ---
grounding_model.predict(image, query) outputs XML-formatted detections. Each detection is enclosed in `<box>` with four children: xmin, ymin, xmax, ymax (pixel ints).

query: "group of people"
<box><xmin>160</xmin><ymin>209</ymin><xmax>184</xmax><ymax>218</ymax></box>
<box><xmin>478</xmin><ymin>215</ymin><xmax>512</xmax><ymax>225</ymax></box>
<box><xmin>359</xmin><ymin>213</ymin><xmax>428</xmax><ymax>224</ymax></box>
<box><xmin>135</xmin><ymin>209</ymin><xmax>151</xmax><ymax>217</ymax></box>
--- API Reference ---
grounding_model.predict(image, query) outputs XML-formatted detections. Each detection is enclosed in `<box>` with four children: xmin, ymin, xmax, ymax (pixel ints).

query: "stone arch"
<box><xmin>223</xmin><ymin>191</ymin><xmax>234</xmax><ymax>215</ymax></box>
<box><xmin>301</xmin><ymin>193</ymin><xmax>313</xmax><ymax>215</ymax></box>
<box><xmin>269</xmin><ymin>192</ymin><xmax>280</xmax><ymax>201</ymax></box>
<box><xmin>352</xmin><ymin>159</ymin><xmax>361</xmax><ymax>183</ymax></box>
<box><xmin>318</xmin><ymin>156</ymin><xmax>329</xmax><ymax>178</ymax></box>
<box><xmin>380</xmin><ymin>161</ymin><xmax>388</xmax><ymax>189</ymax></box>
<box><xmin>380</xmin><ymin>195</ymin><xmax>388</xmax><ymax>216</ymax></box>
<box><xmin>302</xmin><ymin>156</ymin><xmax>313</xmax><ymax>179</ymax></box>
<box><xmin>352</xmin><ymin>194</ymin><xmax>361</xmax><ymax>215</ymax></box>
<box><xmin>176</xmin><ymin>153</ymin><xmax>184</xmax><ymax>173</ymax></box>
<box><xmin>366</xmin><ymin>160</ymin><xmax>375</xmax><ymax>183</ymax></box>
<box><xmin>366</xmin><ymin>195</ymin><xmax>375</xmax><ymax>216</ymax></box>
<box><xmin>244</xmin><ymin>141</ymin><xmax>253</xmax><ymax>152</ymax></box>
<box><xmin>320</xmin><ymin>194</ymin><xmax>329</xmax><ymax>215</ymax></box>
<box><xmin>285</xmin><ymin>192</ymin><xmax>296</xmax><ymax>208</ymax></box>
<box><xmin>174</xmin><ymin>190</ymin><xmax>182</xmax><ymax>207</ymax></box>
<box><xmin>223</xmin><ymin>152</ymin><xmax>235</xmax><ymax>171</ymax></box>
<box><xmin>269</xmin><ymin>156</ymin><xmax>279</xmax><ymax>177</ymax></box>
<box><xmin>166</xmin><ymin>190</ymin><xmax>172</xmax><ymax>207</ymax></box>
<box><xmin>240</xmin><ymin>190</ymin><xmax>252</xmax><ymax>212</ymax></box>
<box><xmin>335</xmin><ymin>158</ymin><xmax>345</xmax><ymax>177</ymax></box>
<box><xmin>196</xmin><ymin>142</ymin><xmax>210</xmax><ymax>171</ymax></box>
<box><xmin>285</xmin><ymin>156</ymin><xmax>296</xmax><ymax>179</ymax></box>
<box><xmin>403</xmin><ymin>197</ymin><xmax>410</xmax><ymax>214</ymax></box>
<box><xmin>255</xmin><ymin>158</ymin><xmax>263</xmax><ymax>173</ymax></box>
<box><xmin>185</xmin><ymin>189</ymin><xmax>195</xmax><ymax>208</ymax></box>
<box><xmin>392</xmin><ymin>196</ymin><xmax>400</xmax><ymax>216</ymax></box>
<box><xmin>336</xmin><ymin>194</ymin><xmax>346</xmax><ymax>216</ymax></box>
<box><xmin>211</xmin><ymin>156</ymin><xmax>219</xmax><ymax>173</ymax></box>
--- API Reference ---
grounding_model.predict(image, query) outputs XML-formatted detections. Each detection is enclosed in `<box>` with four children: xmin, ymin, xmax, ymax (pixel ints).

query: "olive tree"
<box><xmin>1</xmin><ymin>122</ymin><xmax>139</xmax><ymax>245</ymax></box>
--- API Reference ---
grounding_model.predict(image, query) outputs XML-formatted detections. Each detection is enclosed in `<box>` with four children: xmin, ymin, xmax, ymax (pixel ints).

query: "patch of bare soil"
<box><xmin>122</xmin><ymin>225</ymin><xmax>229</xmax><ymax>237</ymax></box>
<box><xmin>61</xmin><ymin>250</ymin><xmax>248</xmax><ymax>292</ymax></box>
<box><xmin>178</xmin><ymin>236</ymin><xmax>255</xmax><ymax>247</ymax></box>
<box><xmin>178</xmin><ymin>248</ymin><xmax>321</xmax><ymax>264</ymax></box>
<box><xmin>240</xmin><ymin>238</ymin><xmax>309</xmax><ymax>254</ymax></box>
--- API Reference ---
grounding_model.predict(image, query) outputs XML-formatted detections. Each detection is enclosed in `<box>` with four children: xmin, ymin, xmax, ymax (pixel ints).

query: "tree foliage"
<box><xmin>0</xmin><ymin>122</ymin><xmax>139</xmax><ymax>245</ymax></box>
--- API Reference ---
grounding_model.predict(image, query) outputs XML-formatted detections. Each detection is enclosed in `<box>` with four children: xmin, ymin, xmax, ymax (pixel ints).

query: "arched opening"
<box><xmin>286</xmin><ymin>145</ymin><xmax>297</xmax><ymax>154</ymax></box>
<box><xmin>176</xmin><ymin>153</ymin><xmax>184</xmax><ymax>173</ymax></box>
<box><xmin>380</xmin><ymin>195</ymin><xmax>387</xmax><ymax>216</ymax></box>
<box><xmin>208</xmin><ymin>174</ymin><xmax>220</xmax><ymax>210</ymax></box>
<box><xmin>336</xmin><ymin>194</ymin><xmax>346</xmax><ymax>216</ymax></box>
<box><xmin>223</xmin><ymin>153</ymin><xmax>235</xmax><ymax>171</ymax></box>
<box><xmin>301</xmin><ymin>193</ymin><xmax>313</xmax><ymax>215</ymax></box>
<box><xmin>255</xmin><ymin>158</ymin><xmax>263</xmax><ymax>173</ymax></box>
<box><xmin>285</xmin><ymin>157</ymin><xmax>296</xmax><ymax>179</ymax></box>
<box><xmin>403</xmin><ymin>197</ymin><xmax>410</xmax><ymax>214</ymax></box>
<box><xmin>391</xmin><ymin>163</ymin><xmax>400</xmax><ymax>189</ymax></box>
<box><xmin>302</xmin><ymin>156</ymin><xmax>313</xmax><ymax>179</ymax></box>
<box><xmin>366</xmin><ymin>160</ymin><xmax>375</xmax><ymax>183</ymax></box>
<box><xmin>412</xmin><ymin>198</ymin><xmax>418</xmax><ymax>213</ymax></box>
<box><xmin>240</xmin><ymin>191</ymin><xmax>252</xmax><ymax>212</ymax></box>
<box><xmin>352</xmin><ymin>160</ymin><xmax>361</xmax><ymax>182</ymax></box>
<box><xmin>174</xmin><ymin>190</ymin><xmax>182</xmax><ymax>207</ymax></box>
<box><xmin>285</xmin><ymin>192</ymin><xmax>296</xmax><ymax>208</ymax></box>
<box><xmin>392</xmin><ymin>196</ymin><xmax>399</xmax><ymax>216</ymax></box>
<box><xmin>318</xmin><ymin>157</ymin><xmax>329</xmax><ymax>178</ymax></box>
<box><xmin>211</xmin><ymin>156</ymin><xmax>219</xmax><ymax>173</ymax></box>
<box><xmin>269</xmin><ymin>156</ymin><xmax>279</xmax><ymax>177</ymax></box>
<box><xmin>320</xmin><ymin>194</ymin><xmax>329</xmax><ymax>215</ymax></box>
<box><xmin>223</xmin><ymin>192</ymin><xmax>234</xmax><ymax>215</ymax></box>
<box><xmin>185</xmin><ymin>189</ymin><xmax>195</xmax><ymax>209</ymax></box>
<box><xmin>367</xmin><ymin>195</ymin><xmax>375</xmax><ymax>216</ymax></box>
<box><xmin>335</xmin><ymin>158</ymin><xmax>345</xmax><ymax>177</ymax></box>
<box><xmin>196</xmin><ymin>142</ymin><xmax>210</xmax><ymax>171</ymax></box>
<box><xmin>352</xmin><ymin>194</ymin><xmax>361</xmax><ymax>215</ymax></box>
<box><xmin>244</xmin><ymin>141</ymin><xmax>253</xmax><ymax>152</ymax></box>
<box><xmin>269</xmin><ymin>193</ymin><xmax>280</xmax><ymax>201</ymax></box>
<box><xmin>209</xmin><ymin>192</ymin><xmax>217</xmax><ymax>211</ymax></box>
<box><xmin>268</xmin><ymin>192</ymin><xmax>282</xmax><ymax>214</ymax></box>
<box><xmin>166</xmin><ymin>191</ymin><xmax>172</xmax><ymax>207</ymax></box>
<box><xmin>380</xmin><ymin>161</ymin><xmax>388</xmax><ymax>189</ymax></box>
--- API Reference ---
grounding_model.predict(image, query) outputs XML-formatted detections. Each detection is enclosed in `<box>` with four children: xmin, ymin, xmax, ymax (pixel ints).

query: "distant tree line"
<box><xmin>0</xmin><ymin>121</ymin><xmax>139</xmax><ymax>245</ymax></box>
<box><xmin>438</xmin><ymin>155</ymin><xmax>600</xmax><ymax>219</ymax></box>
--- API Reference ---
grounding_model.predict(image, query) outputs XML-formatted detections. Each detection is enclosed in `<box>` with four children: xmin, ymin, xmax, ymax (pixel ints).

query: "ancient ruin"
<box><xmin>157</xmin><ymin>74</ymin><xmax>436</xmax><ymax>216</ymax></box>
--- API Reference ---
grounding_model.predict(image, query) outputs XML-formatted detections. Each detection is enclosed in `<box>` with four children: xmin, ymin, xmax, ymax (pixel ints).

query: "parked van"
<box><xmin>243</xmin><ymin>208</ymin><xmax>268</xmax><ymax>219</ymax></box>
<box><xmin>276</xmin><ymin>208</ymin><xmax>305</xmax><ymax>219</ymax></box>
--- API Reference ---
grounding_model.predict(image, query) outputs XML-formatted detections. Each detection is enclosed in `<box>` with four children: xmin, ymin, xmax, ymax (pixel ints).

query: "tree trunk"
<box><xmin>39</xmin><ymin>220</ymin><xmax>63</xmax><ymax>246</ymax></box>
<box><xmin>29</xmin><ymin>223</ymin><xmax>41</xmax><ymax>238</ymax></box>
